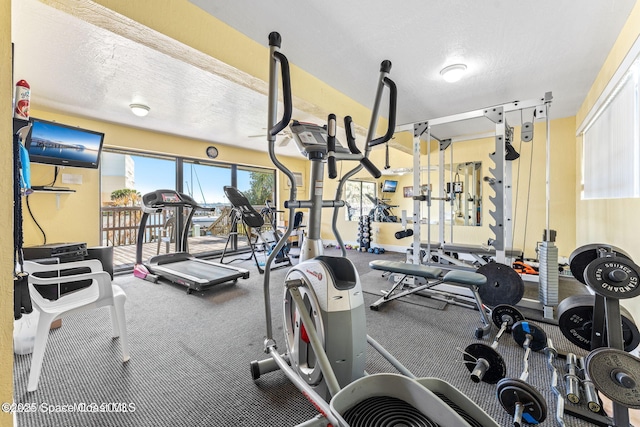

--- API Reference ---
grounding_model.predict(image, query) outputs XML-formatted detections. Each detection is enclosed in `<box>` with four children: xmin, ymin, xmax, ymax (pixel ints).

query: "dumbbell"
<box><xmin>564</xmin><ymin>353</ymin><xmax>581</xmax><ymax>404</ymax></box>
<box><xmin>464</xmin><ymin>305</ymin><xmax>525</xmax><ymax>384</ymax></box>
<box><xmin>578</xmin><ymin>356</ymin><xmax>601</xmax><ymax>413</ymax></box>
<box><xmin>496</xmin><ymin>320</ymin><xmax>548</xmax><ymax>426</ymax></box>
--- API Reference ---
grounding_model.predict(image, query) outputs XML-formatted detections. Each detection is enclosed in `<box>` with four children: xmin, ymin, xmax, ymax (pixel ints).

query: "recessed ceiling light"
<box><xmin>440</xmin><ymin>64</ymin><xmax>467</xmax><ymax>83</ymax></box>
<box><xmin>129</xmin><ymin>104</ymin><xmax>150</xmax><ymax>117</ymax></box>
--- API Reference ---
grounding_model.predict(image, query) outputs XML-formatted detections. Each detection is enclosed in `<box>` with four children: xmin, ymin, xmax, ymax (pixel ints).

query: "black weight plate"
<box><xmin>496</xmin><ymin>378</ymin><xmax>547</xmax><ymax>424</ymax></box>
<box><xmin>512</xmin><ymin>320</ymin><xmax>548</xmax><ymax>352</ymax></box>
<box><xmin>464</xmin><ymin>343</ymin><xmax>507</xmax><ymax>384</ymax></box>
<box><xmin>557</xmin><ymin>294</ymin><xmax>640</xmax><ymax>352</ymax></box>
<box><xmin>569</xmin><ymin>244</ymin><xmax>631</xmax><ymax>285</ymax></box>
<box><xmin>584</xmin><ymin>256</ymin><xmax>640</xmax><ymax>299</ymax></box>
<box><xmin>477</xmin><ymin>263</ymin><xmax>525</xmax><ymax>307</ymax></box>
<box><xmin>491</xmin><ymin>304</ymin><xmax>525</xmax><ymax>331</ymax></box>
<box><xmin>586</xmin><ymin>347</ymin><xmax>640</xmax><ymax>409</ymax></box>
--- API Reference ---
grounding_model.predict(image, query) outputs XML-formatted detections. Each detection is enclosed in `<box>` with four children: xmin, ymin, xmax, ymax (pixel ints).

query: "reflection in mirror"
<box><xmin>366</xmin><ymin>195</ymin><xmax>399</xmax><ymax>222</ymax></box>
<box><xmin>344</xmin><ymin>180</ymin><xmax>376</xmax><ymax>221</ymax></box>
<box><xmin>445</xmin><ymin>161</ymin><xmax>482</xmax><ymax>226</ymax></box>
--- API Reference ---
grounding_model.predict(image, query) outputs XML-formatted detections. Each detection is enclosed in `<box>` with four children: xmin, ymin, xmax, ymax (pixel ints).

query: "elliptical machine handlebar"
<box><xmin>344</xmin><ymin>116</ymin><xmax>382</xmax><ymax>178</ymax></box>
<box><xmin>268</xmin><ymin>33</ymin><xmax>292</xmax><ymax>138</ymax></box>
<box><xmin>327</xmin><ymin>114</ymin><xmax>338</xmax><ymax>179</ymax></box>
<box><xmin>369</xmin><ymin>74</ymin><xmax>397</xmax><ymax>147</ymax></box>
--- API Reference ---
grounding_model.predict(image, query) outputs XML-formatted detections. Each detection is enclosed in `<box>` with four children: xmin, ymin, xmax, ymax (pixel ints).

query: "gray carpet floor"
<box><xmin>12</xmin><ymin>248</ymin><xmax>621</xmax><ymax>426</ymax></box>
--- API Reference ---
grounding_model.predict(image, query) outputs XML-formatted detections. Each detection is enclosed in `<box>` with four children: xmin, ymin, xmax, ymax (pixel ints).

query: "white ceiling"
<box><xmin>11</xmin><ymin>0</ymin><xmax>637</xmax><ymax>157</ymax></box>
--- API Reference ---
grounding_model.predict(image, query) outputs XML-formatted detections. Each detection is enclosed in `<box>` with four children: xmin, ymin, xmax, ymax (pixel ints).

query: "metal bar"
<box><xmin>412</xmin><ymin>124</ymin><xmax>423</xmax><ymax>265</ymax></box>
<box><xmin>367</xmin><ymin>335</ymin><xmax>415</xmax><ymax>378</ymax></box>
<box><xmin>398</xmin><ymin>96</ymin><xmax>549</xmax><ymax>130</ymax></box>
<box><xmin>266</xmin><ymin>347</ymin><xmax>339</xmax><ymax>426</ymax></box>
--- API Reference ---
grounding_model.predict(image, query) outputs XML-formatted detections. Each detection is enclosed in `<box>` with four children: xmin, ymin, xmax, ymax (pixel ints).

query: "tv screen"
<box><xmin>382</xmin><ymin>179</ymin><xmax>398</xmax><ymax>193</ymax></box>
<box><xmin>26</xmin><ymin>118</ymin><xmax>105</xmax><ymax>169</ymax></box>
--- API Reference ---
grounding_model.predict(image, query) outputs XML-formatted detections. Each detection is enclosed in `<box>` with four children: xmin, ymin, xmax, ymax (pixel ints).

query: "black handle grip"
<box><xmin>270</xmin><ymin>51</ymin><xmax>292</xmax><ymax>137</ymax></box>
<box><xmin>344</xmin><ymin>116</ymin><xmax>361</xmax><ymax>155</ymax></box>
<box><xmin>370</xmin><ymin>76</ymin><xmax>397</xmax><ymax>147</ymax></box>
<box><xmin>380</xmin><ymin>60</ymin><xmax>392</xmax><ymax>74</ymax></box>
<box><xmin>360</xmin><ymin>157</ymin><xmax>381</xmax><ymax>178</ymax></box>
<box><xmin>268</xmin><ymin>31</ymin><xmax>281</xmax><ymax>48</ymax></box>
<box><xmin>327</xmin><ymin>114</ymin><xmax>337</xmax><ymax>179</ymax></box>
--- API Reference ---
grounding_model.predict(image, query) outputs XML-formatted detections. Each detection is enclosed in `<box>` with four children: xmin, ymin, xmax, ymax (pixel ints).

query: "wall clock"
<box><xmin>206</xmin><ymin>146</ymin><xmax>219</xmax><ymax>159</ymax></box>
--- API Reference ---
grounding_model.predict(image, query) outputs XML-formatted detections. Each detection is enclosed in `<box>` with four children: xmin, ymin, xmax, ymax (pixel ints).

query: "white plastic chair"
<box><xmin>22</xmin><ymin>259</ymin><xmax>130</xmax><ymax>392</ymax></box>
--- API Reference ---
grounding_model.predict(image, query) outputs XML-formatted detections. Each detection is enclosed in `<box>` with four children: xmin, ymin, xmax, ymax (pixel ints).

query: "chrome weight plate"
<box><xmin>586</xmin><ymin>347</ymin><xmax>640</xmax><ymax>409</ymax></box>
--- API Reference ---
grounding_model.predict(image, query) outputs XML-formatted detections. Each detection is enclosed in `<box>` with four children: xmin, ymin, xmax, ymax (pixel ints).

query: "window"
<box><xmin>237</xmin><ymin>167</ymin><xmax>276</xmax><ymax>206</ymax></box>
<box><xmin>100</xmin><ymin>149</ymin><xmax>276</xmax><ymax>270</ymax></box>
<box><xmin>582</xmin><ymin>57</ymin><xmax>640</xmax><ymax>199</ymax></box>
<box><xmin>344</xmin><ymin>180</ymin><xmax>376</xmax><ymax>221</ymax></box>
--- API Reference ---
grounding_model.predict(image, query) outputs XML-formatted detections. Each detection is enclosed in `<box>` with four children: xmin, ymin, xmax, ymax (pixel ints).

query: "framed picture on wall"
<box><xmin>403</xmin><ymin>186</ymin><xmax>413</xmax><ymax>198</ymax></box>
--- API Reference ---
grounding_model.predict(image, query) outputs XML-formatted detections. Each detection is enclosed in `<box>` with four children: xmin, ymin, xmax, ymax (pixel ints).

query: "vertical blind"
<box><xmin>582</xmin><ymin>59</ymin><xmax>639</xmax><ymax>199</ymax></box>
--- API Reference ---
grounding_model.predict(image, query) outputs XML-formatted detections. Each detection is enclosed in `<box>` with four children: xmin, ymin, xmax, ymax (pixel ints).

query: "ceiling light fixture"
<box><xmin>440</xmin><ymin>64</ymin><xmax>467</xmax><ymax>83</ymax></box>
<box><xmin>129</xmin><ymin>103</ymin><xmax>150</xmax><ymax>117</ymax></box>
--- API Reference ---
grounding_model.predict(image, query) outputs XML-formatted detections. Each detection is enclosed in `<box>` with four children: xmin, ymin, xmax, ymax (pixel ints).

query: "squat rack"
<box><xmin>396</xmin><ymin>92</ymin><xmax>558</xmax><ymax>318</ymax></box>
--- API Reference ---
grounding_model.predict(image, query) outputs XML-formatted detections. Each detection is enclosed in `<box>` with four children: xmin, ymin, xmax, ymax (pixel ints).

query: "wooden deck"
<box><xmin>112</xmin><ymin>235</ymin><xmax>251</xmax><ymax>272</ymax></box>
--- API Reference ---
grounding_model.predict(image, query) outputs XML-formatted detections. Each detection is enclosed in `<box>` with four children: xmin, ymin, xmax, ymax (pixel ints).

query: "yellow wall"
<box><xmin>23</xmin><ymin>107</ymin><xmax>309</xmax><ymax>247</ymax></box>
<box><xmin>1</xmin><ymin>1</ymin><xmax>14</xmax><ymax>424</ymax></box>
<box><xmin>575</xmin><ymin>2</ymin><xmax>640</xmax><ymax>261</ymax></box>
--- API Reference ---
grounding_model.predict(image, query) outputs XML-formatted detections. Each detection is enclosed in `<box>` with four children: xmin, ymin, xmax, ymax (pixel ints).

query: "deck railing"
<box><xmin>101</xmin><ymin>206</ymin><xmax>169</xmax><ymax>247</ymax></box>
<box><xmin>101</xmin><ymin>204</ymin><xmax>277</xmax><ymax>248</ymax></box>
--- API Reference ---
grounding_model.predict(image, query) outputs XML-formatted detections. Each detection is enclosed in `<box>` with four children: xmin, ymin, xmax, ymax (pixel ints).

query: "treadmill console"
<box><xmin>161</xmin><ymin>192</ymin><xmax>181</xmax><ymax>203</ymax></box>
<box><xmin>290</xmin><ymin>120</ymin><xmax>349</xmax><ymax>157</ymax></box>
<box><xmin>142</xmin><ymin>189</ymin><xmax>198</xmax><ymax>210</ymax></box>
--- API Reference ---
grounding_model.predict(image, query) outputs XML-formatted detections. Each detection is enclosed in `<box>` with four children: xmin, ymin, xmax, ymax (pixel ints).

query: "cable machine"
<box><xmin>397</xmin><ymin>93</ymin><xmax>558</xmax><ymax>319</ymax></box>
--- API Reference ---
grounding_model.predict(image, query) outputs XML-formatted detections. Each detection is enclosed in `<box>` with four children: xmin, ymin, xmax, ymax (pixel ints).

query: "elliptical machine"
<box><xmin>251</xmin><ymin>32</ymin><xmax>498</xmax><ymax>427</ymax></box>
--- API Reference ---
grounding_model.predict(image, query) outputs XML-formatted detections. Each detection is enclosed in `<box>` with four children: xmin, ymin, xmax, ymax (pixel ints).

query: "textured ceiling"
<box><xmin>11</xmin><ymin>0</ymin><xmax>637</xmax><ymax>157</ymax></box>
<box><xmin>190</xmin><ymin>0</ymin><xmax>636</xmax><ymax>125</ymax></box>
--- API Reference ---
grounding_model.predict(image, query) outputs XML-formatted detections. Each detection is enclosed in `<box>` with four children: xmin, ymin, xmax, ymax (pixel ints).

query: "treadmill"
<box><xmin>134</xmin><ymin>189</ymin><xmax>250</xmax><ymax>294</ymax></box>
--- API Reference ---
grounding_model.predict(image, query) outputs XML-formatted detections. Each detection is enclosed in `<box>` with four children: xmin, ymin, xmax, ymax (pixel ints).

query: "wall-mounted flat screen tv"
<box><xmin>26</xmin><ymin>118</ymin><xmax>105</xmax><ymax>169</ymax></box>
<box><xmin>381</xmin><ymin>179</ymin><xmax>398</xmax><ymax>193</ymax></box>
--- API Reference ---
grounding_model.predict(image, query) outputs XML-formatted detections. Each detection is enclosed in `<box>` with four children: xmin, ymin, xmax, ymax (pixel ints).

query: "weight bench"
<box><xmin>369</xmin><ymin>260</ymin><xmax>491</xmax><ymax>338</ymax></box>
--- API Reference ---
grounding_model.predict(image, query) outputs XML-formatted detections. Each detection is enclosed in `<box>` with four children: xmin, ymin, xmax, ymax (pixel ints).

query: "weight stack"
<box><xmin>538</xmin><ymin>241</ymin><xmax>559</xmax><ymax>312</ymax></box>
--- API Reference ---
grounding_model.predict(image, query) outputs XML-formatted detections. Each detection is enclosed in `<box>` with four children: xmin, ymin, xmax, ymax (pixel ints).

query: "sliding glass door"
<box><xmin>182</xmin><ymin>161</ymin><xmax>232</xmax><ymax>256</ymax></box>
<box><xmin>100</xmin><ymin>150</ymin><xmax>276</xmax><ymax>271</ymax></box>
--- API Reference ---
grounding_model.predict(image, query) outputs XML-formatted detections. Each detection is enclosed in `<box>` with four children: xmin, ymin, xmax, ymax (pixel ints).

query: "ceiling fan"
<box><xmin>248</xmin><ymin>128</ymin><xmax>292</xmax><ymax>146</ymax></box>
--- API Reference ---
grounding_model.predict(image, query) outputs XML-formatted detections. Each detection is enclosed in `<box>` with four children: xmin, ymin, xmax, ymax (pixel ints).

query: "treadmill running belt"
<box><xmin>161</xmin><ymin>260</ymin><xmax>239</xmax><ymax>281</ymax></box>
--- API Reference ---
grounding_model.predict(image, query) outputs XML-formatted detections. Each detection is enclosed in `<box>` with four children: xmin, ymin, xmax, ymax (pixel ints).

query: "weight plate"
<box><xmin>584</xmin><ymin>256</ymin><xmax>640</xmax><ymax>299</ymax></box>
<box><xmin>491</xmin><ymin>304</ymin><xmax>525</xmax><ymax>331</ymax></box>
<box><xmin>586</xmin><ymin>347</ymin><xmax>640</xmax><ymax>409</ymax></box>
<box><xmin>569</xmin><ymin>244</ymin><xmax>631</xmax><ymax>285</ymax></box>
<box><xmin>512</xmin><ymin>320</ymin><xmax>548</xmax><ymax>352</ymax></box>
<box><xmin>496</xmin><ymin>378</ymin><xmax>547</xmax><ymax>424</ymax></box>
<box><xmin>557</xmin><ymin>294</ymin><xmax>640</xmax><ymax>352</ymax></box>
<box><xmin>464</xmin><ymin>343</ymin><xmax>507</xmax><ymax>384</ymax></box>
<box><xmin>477</xmin><ymin>263</ymin><xmax>525</xmax><ymax>307</ymax></box>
